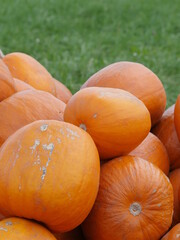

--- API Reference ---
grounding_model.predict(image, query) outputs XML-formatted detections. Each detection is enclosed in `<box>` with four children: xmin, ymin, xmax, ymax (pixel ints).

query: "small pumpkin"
<box><xmin>64</xmin><ymin>87</ymin><xmax>151</xmax><ymax>160</ymax></box>
<box><xmin>0</xmin><ymin>90</ymin><xmax>65</xmax><ymax>146</ymax></box>
<box><xmin>53</xmin><ymin>78</ymin><xmax>72</xmax><ymax>103</ymax></box>
<box><xmin>152</xmin><ymin>105</ymin><xmax>180</xmax><ymax>170</ymax></box>
<box><xmin>0</xmin><ymin>217</ymin><xmax>56</xmax><ymax>239</ymax></box>
<box><xmin>14</xmin><ymin>77</ymin><xmax>34</xmax><ymax>92</ymax></box>
<box><xmin>0</xmin><ymin>120</ymin><xmax>100</xmax><ymax>232</ymax></box>
<box><xmin>129</xmin><ymin>132</ymin><xmax>169</xmax><ymax>175</ymax></box>
<box><xmin>54</xmin><ymin>227</ymin><xmax>84</xmax><ymax>240</ymax></box>
<box><xmin>174</xmin><ymin>95</ymin><xmax>180</xmax><ymax>141</ymax></box>
<box><xmin>81</xmin><ymin>62</ymin><xmax>166</xmax><ymax>126</ymax></box>
<box><xmin>0</xmin><ymin>59</ymin><xmax>16</xmax><ymax>101</ymax></box>
<box><xmin>161</xmin><ymin>223</ymin><xmax>180</xmax><ymax>240</ymax></box>
<box><xmin>1</xmin><ymin>52</ymin><xmax>56</xmax><ymax>95</ymax></box>
<box><xmin>82</xmin><ymin>156</ymin><xmax>173</xmax><ymax>240</ymax></box>
<box><xmin>169</xmin><ymin>169</ymin><xmax>180</xmax><ymax>226</ymax></box>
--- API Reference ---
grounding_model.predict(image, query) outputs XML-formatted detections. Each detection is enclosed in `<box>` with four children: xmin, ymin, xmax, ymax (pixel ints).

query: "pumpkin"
<box><xmin>0</xmin><ymin>59</ymin><xmax>16</xmax><ymax>101</ymax></box>
<box><xmin>0</xmin><ymin>217</ymin><xmax>56</xmax><ymax>239</ymax></box>
<box><xmin>81</xmin><ymin>62</ymin><xmax>166</xmax><ymax>126</ymax></box>
<box><xmin>0</xmin><ymin>120</ymin><xmax>100</xmax><ymax>232</ymax></box>
<box><xmin>1</xmin><ymin>52</ymin><xmax>56</xmax><ymax>95</ymax></box>
<box><xmin>64</xmin><ymin>87</ymin><xmax>151</xmax><ymax>160</ymax></box>
<box><xmin>129</xmin><ymin>132</ymin><xmax>169</xmax><ymax>175</ymax></box>
<box><xmin>54</xmin><ymin>227</ymin><xmax>84</xmax><ymax>240</ymax></box>
<box><xmin>169</xmin><ymin>169</ymin><xmax>180</xmax><ymax>226</ymax></box>
<box><xmin>0</xmin><ymin>213</ymin><xmax>4</xmax><ymax>220</ymax></box>
<box><xmin>53</xmin><ymin>78</ymin><xmax>72</xmax><ymax>103</ymax></box>
<box><xmin>82</xmin><ymin>156</ymin><xmax>173</xmax><ymax>240</ymax></box>
<box><xmin>152</xmin><ymin>105</ymin><xmax>180</xmax><ymax>170</ymax></box>
<box><xmin>161</xmin><ymin>223</ymin><xmax>180</xmax><ymax>240</ymax></box>
<box><xmin>174</xmin><ymin>95</ymin><xmax>180</xmax><ymax>141</ymax></box>
<box><xmin>0</xmin><ymin>90</ymin><xmax>65</xmax><ymax>146</ymax></box>
<box><xmin>14</xmin><ymin>77</ymin><xmax>34</xmax><ymax>91</ymax></box>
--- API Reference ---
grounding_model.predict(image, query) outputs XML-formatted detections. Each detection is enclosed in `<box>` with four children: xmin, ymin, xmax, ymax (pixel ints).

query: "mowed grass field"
<box><xmin>0</xmin><ymin>0</ymin><xmax>179</xmax><ymax>107</ymax></box>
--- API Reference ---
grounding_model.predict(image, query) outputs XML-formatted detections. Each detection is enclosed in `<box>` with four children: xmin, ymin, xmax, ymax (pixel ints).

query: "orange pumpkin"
<box><xmin>64</xmin><ymin>87</ymin><xmax>151</xmax><ymax>160</ymax></box>
<box><xmin>161</xmin><ymin>223</ymin><xmax>180</xmax><ymax>240</ymax></box>
<box><xmin>54</xmin><ymin>227</ymin><xmax>84</xmax><ymax>240</ymax></box>
<box><xmin>152</xmin><ymin>105</ymin><xmax>180</xmax><ymax>170</ymax></box>
<box><xmin>169</xmin><ymin>169</ymin><xmax>180</xmax><ymax>226</ymax></box>
<box><xmin>82</xmin><ymin>156</ymin><xmax>173</xmax><ymax>240</ymax></box>
<box><xmin>0</xmin><ymin>59</ymin><xmax>16</xmax><ymax>101</ymax></box>
<box><xmin>81</xmin><ymin>62</ymin><xmax>166</xmax><ymax>126</ymax></box>
<box><xmin>14</xmin><ymin>77</ymin><xmax>34</xmax><ymax>91</ymax></box>
<box><xmin>0</xmin><ymin>90</ymin><xmax>65</xmax><ymax>146</ymax></box>
<box><xmin>2</xmin><ymin>52</ymin><xmax>56</xmax><ymax>95</ymax></box>
<box><xmin>53</xmin><ymin>78</ymin><xmax>72</xmax><ymax>103</ymax></box>
<box><xmin>0</xmin><ymin>217</ymin><xmax>56</xmax><ymax>239</ymax></box>
<box><xmin>129</xmin><ymin>132</ymin><xmax>169</xmax><ymax>175</ymax></box>
<box><xmin>174</xmin><ymin>95</ymin><xmax>180</xmax><ymax>141</ymax></box>
<box><xmin>0</xmin><ymin>120</ymin><xmax>100</xmax><ymax>232</ymax></box>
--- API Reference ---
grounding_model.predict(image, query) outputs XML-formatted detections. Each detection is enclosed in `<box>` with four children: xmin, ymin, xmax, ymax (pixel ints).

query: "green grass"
<box><xmin>0</xmin><ymin>0</ymin><xmax>179</xmax><ymax>107</ymax></box>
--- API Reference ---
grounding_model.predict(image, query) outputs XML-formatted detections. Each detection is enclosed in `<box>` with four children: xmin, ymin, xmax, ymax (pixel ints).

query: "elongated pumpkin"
<box><xmin>53</xmin><ymin>78</ymin><xmax>72</xmax><ymax>103</ymax></box>
<box><xmin>152</xmin><ymin>105</ymin><xmax>180</xmax><ymax>170</ymax></box>
<box><xmin>0</xmin><ymin>217</ymin><xmax>57</xmax><ymax>239</ymax></box>
<box><xmin>129</xmin><ymin>132</ymin><xmax>169</xmax><ymax>175</ymax></box>
<box><xmin>54</xmin><ymin>227</ymin><xmax>84</xmax><ymax>240</ymax></box>
<box><xmin>0</xmin><ymin>90</ymin><xmax>65</xmax><ymax>146</ymax></box>
<box><xmin>1</xmin><ymin>52</ymin><xmax>56</xmax><ymax>95</ymax></box>
<box><xmin>169</xmin><ymin>169</ymin><xmax>180</xmax><ymax>226</ymax></box>
<box><xmin>81</xmin><ymin>62</ymin><xmax>166</xmax><ymax>126</ymax></box>
<box><xmin>175</xmin><ymin>95</ymin><xmax>180</xmax><ymax>141</ymax></box>
<box><xmin>0</xmin><ymin>120</ymin><xmax>100</xmax><ymax>232</ymax></box>
<box><xmin>0</xmin><ymin>59</ymin><xmax>16</xmax><ymax>101</ymax></box>
<box><xmin>64</xmin><ymin>87</ymin><xmax>151</xmax><ymax>160</ymax></box>
<box><xmin>14</xmin><ymin>77</ymin><xmax>34</xmax><ymax>92</ymax></box>
<box><xmin>161</xmin><ymin>223</ymin><xmax>180</xmax><ymax>240</ymax></box>
<box><xmin>82</xmin><ymin>156</ymin><xmax>173</xmax><ymax>240</ymax></box>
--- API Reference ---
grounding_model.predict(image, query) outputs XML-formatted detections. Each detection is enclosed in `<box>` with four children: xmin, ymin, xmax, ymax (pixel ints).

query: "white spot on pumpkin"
<box><xmin>40</xmin><ymin>124</ymin><xmax>48</xmax><ymax>132</ymax></box>
<box><xmin>66</xmin><ymin>128</ymin><xmax>80</xmax><ymax>138</ymax></box>
<box><xmin>79</xmin><ymin>124</ymin><xmax>87</xmax><ymax>131</ymax></box>
<box><xmin>42</xmin><ymin>143</ymin><xmax>54</xmax><ymax>152</ymax></box>
<box><xmin>60</xmin><ymin>128</ymin><xmax>65</xmax><ymax>135</ymax></box>
<box><xmin>0</xmin><ymin>227</ymin><xmax>8</xmax><ymax>232</ymax></box>
<box><xmin>41</xmin><ymin>166</ymin><xmax>47</xmax><ymax>180</ymax></box>
<box><xmin>30</xmin><ymin>139</ymin><xmax>40</xmax><ymax>151</ymax></box>
<box><xmin>6</xmin><ymin>221</ymin><xmax>12</xmax><ymax>226</ymax></box>
<box><xmin>176</xmin><ymin>233</ymin><xmax>180</xmax><ymax>238</ymax></box>
<box><xmin>57</xmin><ymin>138</ymin><xmax>61</xmax><ymax>143</ymax></box>
<box><xmin>157</xmin><ymin>203</ymin><xmax>161</xmax><ymax>207</ymax></box>
<box><xmin>93</xmin><ymin>113</ymin><xmax>97</xmax><ymax>118</ymax></box>
<box><xmin>152</xmin><ymin>189</ymin><xmax>157</xmax><ymax>193</ymax></box>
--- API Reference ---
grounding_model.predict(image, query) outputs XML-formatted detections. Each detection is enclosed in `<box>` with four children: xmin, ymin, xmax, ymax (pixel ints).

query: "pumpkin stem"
<box><xmin>129</xmin><ymin>202</ymin><xmax>142</xmax><ymax>216</ymax></box>
<box><xmin>79</xmin><ymin>123</ymin><xmax>87</xmax><ymax>131</ymax></box>
<box><xmin>0</xmin><ymin>49</ymin><xmax>4</xmax><ymax>59</ymax></box>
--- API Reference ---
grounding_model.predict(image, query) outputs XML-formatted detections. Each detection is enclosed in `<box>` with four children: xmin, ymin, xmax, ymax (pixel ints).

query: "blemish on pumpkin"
<box><xmin>57</xmin><ymin>138</ymin><xmax>61</xmax><ymax>143</ymax></box>
<box><xmin>93</xmin><ymin>113</ymin><xmax>97</xmax><ymax>118</ymax></box>
<box><xmin>42</xmin><ymin>143</ymin><xmax>54</xmax><ymax>152</ymax></box>
<box><xmin>30</xmin><ymin>139</ymin><xmax>40</xmax><ymax>151</ymax></box>
<box><xmin>6</xmin><ymin>221</ymin><xmax>12</xmax><ymax>226</ymax></box>
<box><xmin>41</xmin><ymin>166</ymin><xmax>47</xmax><ymax>180</ymax></box>
<box><xmin>60</xmin><ymin>128</ymin><xmax>65</xmax><ymax>135</ymax></box>
<box><xmin>0</xmin><ymin>227</ymin><xmax>8</xmax><ymax>232</ymax></box>
<box><xmin>66</xmin><ymin>128</ymin><xmax>80</xmax><ymax>138</ymax></box>
<box><xmin>157</xmin><ymin>203</ymin><xmax>161</xmax><ymax>207</ymax></box>
<box><xmin>79</xmin><ymin>123</ymin><xmax>87</xmax><ymax>131</ymax></box>
<box><xmin>152</xmin><ymin>189</ymin><xmax>157</xmax><ymax>193</ymax></box>
<box><xmin>129</xmin><ymin>202</ymin><xmax>142</xmax><ymax>216</ymax></box>
<box><xmin>40</xmin><ymin>124</ymin><xmax>48</xmax><ymax>132</ymax></box>
<box><xmin>176</xmin><ymin>233</ymin><xmax>180</xmax><ymax>238</ymax></box>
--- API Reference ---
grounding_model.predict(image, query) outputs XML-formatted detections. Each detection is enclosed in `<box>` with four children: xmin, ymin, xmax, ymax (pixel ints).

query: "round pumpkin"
<box><xmin>169</xmin><ymin>169</ymin><xmax>180</xmax><ymax>226</ymax></box>
<box><xmin>0</xmin><ymin>120</ymin><xmax>100</xmax><ymax>232</ymax></box>
<box><xmin>14</xmin><ymin>77</ymin><xmax>34</xmax><ymax>92</ymax></box>
<box><xmin>0</xmin><ymin>59</ymin><xmax>16</xmax><ymax>101</ymax></box>
<box><xmin>161</xmin><ymin>223</ymin><xmax>180</xmax><ymax>240</ymax></box>
<box><xmin>53</xmin><ymin>78</ymin><xmax>72</xmax><ymax>103</ymax></box>
<box><xmin>81</xmin><ymin>62</ymin><xmax>166</xmax><ymax>126</ymax></box>
<box><xmin>64</xmin><ymin>87</ymin><xmax>151</xmax><ymax>160</ymax></box>
<box><xmin>54</xmin><ymin>227</ymin><xmax>84</xmax><ymax>240</ymax></box>
<box><xmin>2</xmin><ymin>52</ymin><xmax>56</xmax><ymax>95</ymax></box>
<box><xmin>0</xmin><ymin>217</ymin><xmax>56</xmax><ymax>239</ymax></box>
<box><xmin>152</xmin><ymin>105</ymin><xmax>180</xmax><ymax>170</ymax></box>
<box><xmin>82</xmin><ymin>156</ymin><xmax>174</xmax><ymax>240</ymax></box>
<box><xmin>0</xmin><ymin>89</ymin><xmax>65</xmax><ymax>147</ymax></box>
<box><xmin>174</xmin><ymin>95</ymin><xmax>180</xmax><ymax>142</ymax></box>
<box><xmin>129</xmin><ymin>132</ymin><xmax>169</xmax><ymax>175</ymax></box>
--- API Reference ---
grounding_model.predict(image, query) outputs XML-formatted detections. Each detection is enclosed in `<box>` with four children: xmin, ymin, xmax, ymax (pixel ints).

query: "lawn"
<box><xmin>0</xmin><ymin>0</ymin><xmax>179</xmax><ymax>107</ymax></box>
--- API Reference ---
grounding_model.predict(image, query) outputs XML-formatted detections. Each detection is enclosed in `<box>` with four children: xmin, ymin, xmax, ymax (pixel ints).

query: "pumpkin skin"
<box><xmin>2</xmin><ymin>52</ymin><xmax>56</xmax><ymax>95</ymax></box>
<box><xmin>0</xmin><ymin>217</ymin><xmax>56</xmax><ymax>239</ymax></box>
<box><xmin>53</xmin><ymin>78</ymin><xmax>72</xmax><ymax>103</ymax></box>
<box><xmin>81</xmin><ymin>62</ymin><xmax>166</xmax><ymax>126</ymax></box>
<box><xmin>174</xmin><ymin>95</ymin><xmax>180</xmax><ymax>141</ymax></box>
<box><xmin>54</xmin><ymin>227</ymin><xmax>84</xmax><ymax>240</ymax></box>
<box><xmin>64</xmin><ymin>87</ymin><xmax>151</xmax><ymax>160</ymax></box>
<box><xmin>0</xmin><ymin>213</ymin><xmax>4</xmax><ymax>220</ymax></box>
<box><xmin>0</xmin><ymin>59</ymin><xmax>16</xmax><ymax>101</ymax></box>
<box><xmin>0</xmin><ymin>120</ymin><xmax>100</xmax><ymax>232</ymax></box>
<box><xmin>152</xmin><ymin>105</ymin><xmax>180</xmax><ymax>170</ymax></box>
<box><xmin>82</xmin><ymin>156</ymin><xmax>173</xmax><ymax>240</ymax></box>
<box><xmin>161</xmin><ymin>223</ymin><xmax>180</xmax><ymax>240</ymax></box>
<box><xmin>0</xmin><ymin>90</ymin><xmax>65</xmax><ymax>146</ymax></box>
<box><xmin>129</xmin><ymin>132</ymin><xmax>169</xmax><ymax>175</ymax></box>
<box><xmin>14</xmin><ymin>77</ymin><xmax>34</xmax><ymax>92</ymax></box>
<box><xmin>169</xmin><ymin>169</ymin><xmax>180</xmax><ymax>226</ymax></box>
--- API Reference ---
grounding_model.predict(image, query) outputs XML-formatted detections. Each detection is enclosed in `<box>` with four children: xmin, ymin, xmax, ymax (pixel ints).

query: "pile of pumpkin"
<box><xmin>0</xmin><ymin>50</ymin><xmax>179</xmax><ymax>240</ymax></box>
